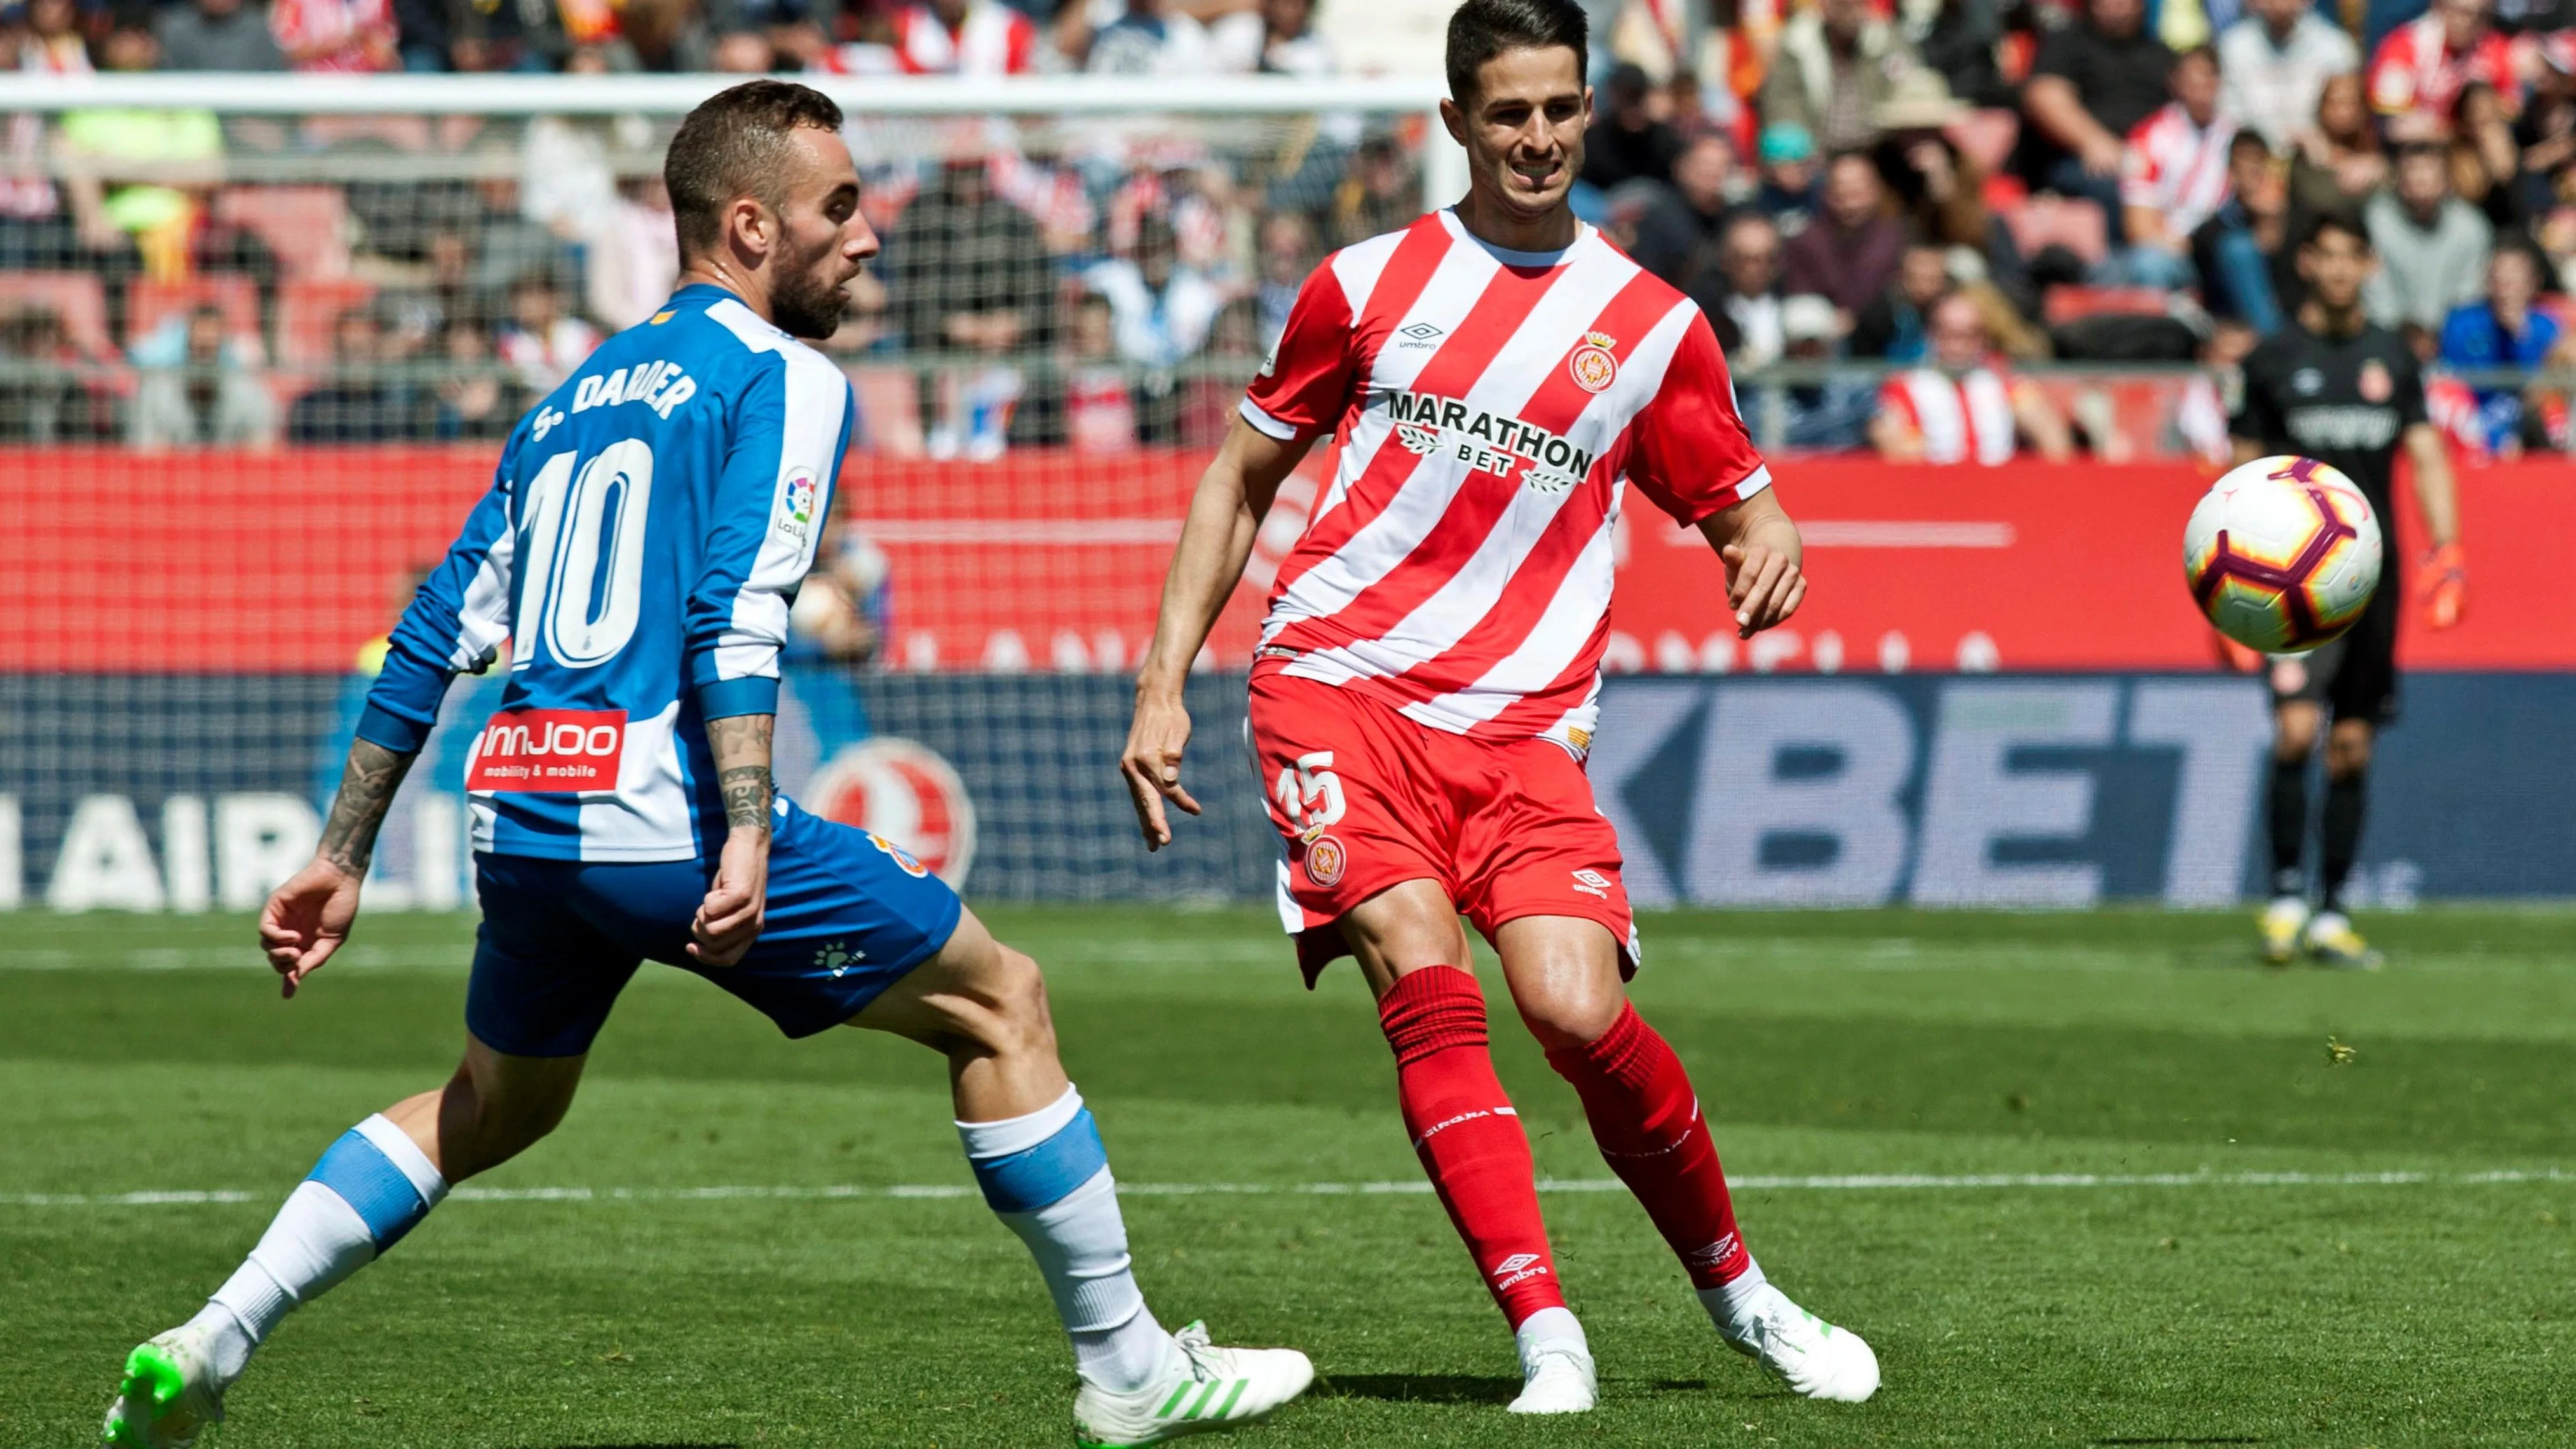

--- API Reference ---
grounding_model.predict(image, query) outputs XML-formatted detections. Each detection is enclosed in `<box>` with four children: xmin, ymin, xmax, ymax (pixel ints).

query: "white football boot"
<box><xmin>1506</xmin><ymin>1336</ymin><xmax>1597</xmax><ymax>1414</ymax></box>
<box><xmin>2303</xmin><ymin>911</ymin><xmax>2385</xmax><ymax>970</ymax></box>
<box><xmin>2259</xmin><ymin>896</ymin><xmax>2310</xmax><ymax>965</ymax></box>
<box><xmin>102</xmin><ymin>1326</ymin><xmax>226</xmax><ymax>1449</ymax></box>
<box><xmin>1073</xmin><ymin>1320</ymin><xmax>1313</xmax><ymax>1446</ymax></box>
<box><xmin>1719</xmin><ymin>1282</ymin><xmax>1880</xmax><ymax>1403</ymax></box>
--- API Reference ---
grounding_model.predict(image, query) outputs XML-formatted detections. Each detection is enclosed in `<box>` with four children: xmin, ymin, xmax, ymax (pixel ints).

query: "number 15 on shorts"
<box><xmin>1273</xmin><ymin>751</ymin><xmax>1345</xmax><ymax>844</ymax></box>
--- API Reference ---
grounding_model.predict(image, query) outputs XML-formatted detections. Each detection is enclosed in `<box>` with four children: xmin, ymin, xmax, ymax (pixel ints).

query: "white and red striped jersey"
<box><xmin>269</xmin><ymin>0</ymin><xmax>394</xmax><ymax>72</ymax></box>
<box><xmin>889</xmin><ymin>1</ymin><xmax>1038</xmax><ymax>75</ymax></box>
<box><xmin>2120</xmin><ymin>102</ymin><xmax>2237</xmax><ymax>240</ymax></box>
<box><xmin>1240</xmin><ymin>209</ymin><xmax>1770</xmax><ymax>752</ymax></box>
<box><xmin>1879</xmin><ymin>366</ymin><xmax>2019</xmax><ymax>465</ymax></box>
<box><xmin>2366</xmin><ymin>15</ymin><xmax>2519</xmax><ymax>121</ymax></box>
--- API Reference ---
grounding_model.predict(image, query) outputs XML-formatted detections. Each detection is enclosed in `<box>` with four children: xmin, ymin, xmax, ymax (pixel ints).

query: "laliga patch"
<box><xmin>780</xmin><ymin>466</ymin><xmax>818</xmax><ymax>540</ymax></box>
<box><xmin>466</xmin><ymin>709</ymin><xmax>626</xmax><ymax>792</ymax></box>
<box><xmin>1568</xmin><ymin>330</ymin><xmax>1619</xmax><ymax>393</ymax></box>
<box><xmin>1304</xmin><ymin>833</ymin><xmax>1347</xmax><ymax>888</ymax></box>
<box><xmin>867</xmin><ymin>832</ymin><xmax>931</xmax><ymax>878</ymax></box>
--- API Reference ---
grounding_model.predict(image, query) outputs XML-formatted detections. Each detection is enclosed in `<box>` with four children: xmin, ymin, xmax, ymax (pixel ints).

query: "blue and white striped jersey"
<box><xmin>356</xmin><ymin>283</ymin><xmax>852</xmax><ymax>862</ymax></box>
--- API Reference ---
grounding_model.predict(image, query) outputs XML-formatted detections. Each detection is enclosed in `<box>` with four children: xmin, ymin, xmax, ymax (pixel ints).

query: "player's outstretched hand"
<box><xmin>1721</xmin><ymin>540</ymin><xmax>1807</xmax><ymax>639</ymax></box>
<box><xmin>1120</xmin><ymin>691</ymin><xmax>1202</xmax><ymax>852</ymax></box>
<box><xmin>689</xmin><ymin>827</ymin><xmax>770</xmax><ymax>967</ymax></box>
<box><xmin>260</xmin><ymin>859</ymin><xmax>363</xmax><ymax>1000</ymax></box>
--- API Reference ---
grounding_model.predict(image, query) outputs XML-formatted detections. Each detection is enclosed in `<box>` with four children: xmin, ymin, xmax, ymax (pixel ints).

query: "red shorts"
<box><xmin>1246</xmin><ymin>665</ymin><xmax>1637</xmax><ymax>986</ymax></box>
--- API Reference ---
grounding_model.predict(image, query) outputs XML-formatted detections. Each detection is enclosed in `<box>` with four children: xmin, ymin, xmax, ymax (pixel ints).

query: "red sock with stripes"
<box><xmin>1378</xmin><ymin>965</ymin><xmax>1566</xmax><ymax>1329</ymax></box>
<box><xmin>1544</xmin><ymin>1003</ymin><xmax>1751</xmax><ymax>1289</ymax></box>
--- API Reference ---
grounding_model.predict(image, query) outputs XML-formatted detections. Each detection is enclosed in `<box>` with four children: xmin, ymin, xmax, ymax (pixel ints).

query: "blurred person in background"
<box><xmin>2448</xmin><ymin>82</ymin><xmax>2525</xmax><ymax>229</ymax></box>
<box><xmin>2364</xmin><ymin>140</ymin><xmax>2493</xmax><ymax>334</ymax></box>
<box><xmin>1689</xmin><ymin>210</ymin><xmax>1787</xmax><ymax>369</ymax></box>
<box><xmin>159</xmin><ymin>0</ymin><xmax>290</xmax><ymax>70</ymax></box>
<box><xmin>496</xmin><ymin>271</ymin><xmax>600</xmax><ymax>391</ymax></box>
<box><xmin>2365</xmin><ymin>0</ymin><xmax>2516</xmax><ymax>139</ymax></box>
<box><xmin>1870</xmin><ymin>290</ymin><xmax>2074</xmax><ymax>463</ymax></box>
<box><xmin>705</xmin><ymin>0</ymin><xmax>835</xmax><ymax>69</ymax></box>
<box><xmin>13</xmin><ymin>0</ymin><xmax>91</xmax><ymax>74</ymax></box>
<box><xmin>426</xmin><ymin>316</ymin><xmax>529</xmax><ymax>440</ymax></box>
<box><xmin>2517</xmin><ymin>37</ymin><xmax>2576</xmax><ymax>215</ymax></box>
<box><xmin>2216</xmin><ymin>0</ymin><xmax>2356</xmax><ymax>154</ymax></box>
<box><xmin>1062</xmin><ymin>289</ymin><xmax>1138</xmax><ymax>452</ymax></box>
<box><xmin>1758</xmin><ymin>0</ymin><xmax>1920</xmax><ymax>157</ymax></box>
<box><xmin>2289</xmin><ymin>71</ymin><xmax>2385</xmax><ymax>222</ymax></box>
<box><xmin>1581</xmin><ymin>62</ymin><xmax>1681</xmax><ymax>191</ymax></box>
<box><xmin>2437</xmin><ymin>245</ymin><xmax>2565</xmax><ymax>456</ymax></box>
<box><xmin>2193</xmin><ymin>130</ymin><xmax>2298</xmax><ymax>333</ymax></box>
<box><xmin>1848</xmin><ymin>240</ymin><xmax>1950</xmax><ymax>361</ymax></box>
<box><xmin>1083</xmin><ymin>0</ymin><xmax>1221</xmax><ymax>75</ymax></box>
<box><xmin>1327</xmin><ymin>133</ymin><xmax>1416</xmax><ymax>248</ymax></box>
<box><xmin>272</xmin><ymin>0</ymin><xmax>400</xmax><ymax>70</ymax></box>
<box><xmin>2166</xmin><ymin>315</ymin><xmax>2261</xmax><ymax>460</ymax></box>
<box><xmin>290</xmin><ymin>307</ymin><xmax>414</xmax><ymax>443</ymax></box>
<box><xmin>1254</xmin><ymin>208</ymin><xmax>1315</xmax><ymax>354</ymax></box>
<box><xmin>2019</xmin><ymin>0</ymin><xmax>2176</xmax><ymax>240</ymax></box>
<box><xmin>1871</xmin><ymin>73</ymin><xmax>2031</xmax><ymax>310</ymax></box>
<box><xmin>1782</xmin><ymin>151</ymin><xmax>1902</xmax><ymax>320</ymax></box>
<box><xmin>130</xmin><ymin>303</ymin><xmax>278</xmax><ymax>449</ymax></box>
<box><xmin>1628</xmin><ymin>133</ymin><xmax>1746</xmax><ymax>287</ymax></box>
<box><xmin>710</xmin><ymin>25</ymin><xmax>776</xmax><ymax>71</ymax></box>
<box><xmin>0</xmin><ymin>304</ymin><xmax>103</xmax><ymax>441</ymax></box>
<box><xmin>2115</xmin><ymin>45</ymin><xmax>2235</xmax><ymax>289</ymax></box>
<box><xmin>1770</xmin><ymin>292</ymin><xmax>1880</xmax><ymax>449</ymax></box>
<box><xmin>886</xmin><ymin>154</ymin><xmax>1052</xmax><ymax>455</ymax></box>
<box><xmin>1918</xmin><ymin>0</ymin><xmax>2013</xmax><ymax>110</ymax></box>
<box><xmin>886</xmin><ymin>0</ymin><xmax>1040</xmax><ymax>73</ymax></box>
<box><xmin>1210</xmin><ymin>0</ymin><xmax>1334</xmax><ymax>74</ymax></box>
<box><xmin>586</xmin><ymin>175</ymin><xmax>683</xmax><ymax>332</ymax></box>
<box><xmin>1751</xmin><ymin>122</ymin><xmax>1820</xmax><ymax>235</ymax></box>
<box><xmin>1084</xmin><ymin>210</ymin><xmax>1224</xmax><ymax>385</ymax></box>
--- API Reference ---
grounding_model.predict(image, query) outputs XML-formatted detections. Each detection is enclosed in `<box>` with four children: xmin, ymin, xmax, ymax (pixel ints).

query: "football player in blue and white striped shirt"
<box><xmin>104</xmin><ymin>81</ymin><xmax>1310</xmax><ymax>1449</ymax></box>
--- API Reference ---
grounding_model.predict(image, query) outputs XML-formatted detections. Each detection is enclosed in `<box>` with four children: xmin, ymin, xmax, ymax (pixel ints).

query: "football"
<box><xmin>2183</xmin><ymin>454</ymin><xmax>2384</xmax><ymax>653</ymax></box>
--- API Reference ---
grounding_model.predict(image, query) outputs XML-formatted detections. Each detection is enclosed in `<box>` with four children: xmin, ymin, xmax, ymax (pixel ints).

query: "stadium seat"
<box><xmin>848</xmin><ymin>364</ymin><xmax>925</xmax><ymax>457</ymax></box>
<box><xmin>126</xmin><ymin>276</ymin><xmax>262</xmax><ymax>360</ymax></box>
<box><xmin>0</xmin><ymin>270</ymin><xmax>112</xmax><ymax>359</ymax></box>
<box><xmin>2042</xmin><ymin>286</ymin><xmax>2173</xmax><ymax>327</ymax></box>
<box><xmin>212</xmin><ymin>186</ymin><xmax>352</xmax><ymax>282</ymax></box>
<box><xmin>2003</xmin><ymin>194</ymin><xmax>2109</xmax><ymax>268</ymax></box>
<box><xmin>1944</xmin><ymin>109</ymin><xmax>2020</xmax><ymax>177</ymax></box>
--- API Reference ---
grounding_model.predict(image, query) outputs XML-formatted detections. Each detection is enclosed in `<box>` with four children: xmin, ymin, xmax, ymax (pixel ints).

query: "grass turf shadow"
<box><xmin>1315</xmin><ymin>1372</ymin><xmax>1521</xmax><ymax>1405</ymax></box>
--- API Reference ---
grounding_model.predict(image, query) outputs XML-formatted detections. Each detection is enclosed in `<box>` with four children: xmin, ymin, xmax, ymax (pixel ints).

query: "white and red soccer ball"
<box><xmin>803</xmin><ymin>738</ymin><xmax>977</xmax><ymax>888</ymax></box>
<box><xmin>2183</xmin><ymin>454</ymin><xmax>2383</xmax><ymax>653</ymax></box>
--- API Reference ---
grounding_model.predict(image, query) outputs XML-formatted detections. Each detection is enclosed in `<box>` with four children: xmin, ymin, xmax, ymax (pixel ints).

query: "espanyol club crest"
<box><xmin>803</xmin><ymin>737</ymin><xmax>977</xmax><ymax>888</ymax></box>
<box><xmin>1568</xmin><ymin>331</ymin><xmax>1619</xmax><ymax>393</ymax></box>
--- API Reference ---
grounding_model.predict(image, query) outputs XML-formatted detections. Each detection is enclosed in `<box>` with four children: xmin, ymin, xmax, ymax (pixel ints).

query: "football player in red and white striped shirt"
<box><xmin>1121</xmin><ymin>0</ymin><xmax>1877</xmax><ymax>1416</ymax></box>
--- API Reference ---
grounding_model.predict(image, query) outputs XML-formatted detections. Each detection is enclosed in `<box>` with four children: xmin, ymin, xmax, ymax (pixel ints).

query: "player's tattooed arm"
<box><xmin>316</xmin><ymin>738</ymin><xmax>417</xmax><ymax>876</ymax></box>
<box><xmin>707</xmin><ymin>712</ymin><xmax>776</xmax><ymax>834</ymax></box>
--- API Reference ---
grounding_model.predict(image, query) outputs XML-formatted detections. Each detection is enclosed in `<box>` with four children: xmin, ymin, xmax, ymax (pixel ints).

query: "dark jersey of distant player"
<box><xmin>2226</xmin><ymin>318</ymin><xmax>2425</xmax><ymax>524</ymax></box>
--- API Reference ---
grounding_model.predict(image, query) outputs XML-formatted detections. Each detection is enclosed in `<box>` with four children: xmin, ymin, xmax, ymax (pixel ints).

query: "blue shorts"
<box><xmin>466</xmin><ymin>800</ymin><xmax>964</xmax><ymax>1057</ymax></box>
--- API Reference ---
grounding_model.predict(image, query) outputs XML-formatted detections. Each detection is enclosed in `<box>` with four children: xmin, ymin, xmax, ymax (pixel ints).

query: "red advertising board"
<box><xmin>1</xmin><ymin>447</ymin><xmax>2567</xmax><ymax>672</ymax></box>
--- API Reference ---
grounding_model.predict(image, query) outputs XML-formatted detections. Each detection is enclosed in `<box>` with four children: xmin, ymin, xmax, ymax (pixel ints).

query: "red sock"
<box><xmin>1378</xmin><ymin>966</ymin><xmax>1566</xmax><ymax>1329</ymax></box>
<box><xmin>1545</xmin><ymin>1003</ymin><xmax>1751</xmax><ymax>1289</ymax></box>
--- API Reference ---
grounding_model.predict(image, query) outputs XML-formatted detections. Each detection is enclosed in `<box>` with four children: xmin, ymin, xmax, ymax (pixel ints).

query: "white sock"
<box><xmin>194</xmin><ymin>1115</ymin><xmax>447</xmax><ymax>1389</ymax></box>
<box><xmin>1697</xmin><ymin>1255</ymin><xmax>1773</xmax><ymax>1344</ymax></box>
<box><xmin>1514</xmin><ymin>1305</ymin><xmax>1587</xmax><ymax>1366</ymax></box>
<box><xmin>959</xmin><ymin>1087</ymin><xmax>1174</xmax><ymax>1394</ymax></box>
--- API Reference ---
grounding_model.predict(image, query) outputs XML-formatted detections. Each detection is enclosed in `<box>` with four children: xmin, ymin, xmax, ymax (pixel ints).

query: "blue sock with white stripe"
<box><xmin>186</xmin><ymin>1115</ymin><xmax>448</xmax><ymax>1387</ymax></box>
<box><xmin>959</xmin><ymin>1085</ymin><xmax>1174</xmax><ymax>1394</ymax></box>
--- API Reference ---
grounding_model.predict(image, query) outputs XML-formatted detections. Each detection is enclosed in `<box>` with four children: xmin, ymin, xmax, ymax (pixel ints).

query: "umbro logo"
<box><xmin>1395</xmin><ymin>322</ymin><xmax>1446</xmax><ymax>347</ymax></box>
<box><xmin>1495</xmin><ymin>1253</ymin><xmax>1543</xmax><ymax>1276</ymax></box>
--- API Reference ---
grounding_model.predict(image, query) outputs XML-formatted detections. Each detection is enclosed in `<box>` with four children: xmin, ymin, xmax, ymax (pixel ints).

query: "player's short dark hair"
<box><xmin>2300</xmin><ymin>210</ymin><xmax>2370</xmax><ymax>253</ymax></box>
<box><xmin>1444</xmin><ymin>0</ymin><xmax>1588</xmax><ymax>104</ymax></box>
<box><xmin>665</xmin><ymin>79</ymin><xmax>846</xmax><ymax>258</ymax></box>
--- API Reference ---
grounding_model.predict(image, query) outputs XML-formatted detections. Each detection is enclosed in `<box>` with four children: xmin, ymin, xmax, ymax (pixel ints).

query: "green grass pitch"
<box><xmin>6</xmin><ymin>905</ymin><xmax>2573</xmax><ymax>1446</ymax></box>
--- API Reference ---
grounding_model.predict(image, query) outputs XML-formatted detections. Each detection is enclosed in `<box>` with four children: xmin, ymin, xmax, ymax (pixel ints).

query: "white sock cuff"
<box><xmin>353</xmin><ymin>1114</ymin><xmax>449</xmax><ymax>1208</ymax></box>
<box><xmin>1515</xmin><ymin>1305</ymin><xmax>1586</xmax><ymax>1355</ymax></box>
<box><xmin>956</xmin><ymin>1085</ymin><xmax>1084</xmax><ymax>1162</ymax></box>
<box><xmin>207</xmin><ymin>1260</ymin><xmax>293</xmax><ymax>1342</ymax></box>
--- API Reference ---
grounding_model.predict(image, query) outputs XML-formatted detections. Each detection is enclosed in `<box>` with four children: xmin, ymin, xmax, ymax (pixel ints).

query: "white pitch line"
<box><xmin>6</xmin><ymin>1169</ymin><xmax>2573</xmax><ymax>1209</ymax></box>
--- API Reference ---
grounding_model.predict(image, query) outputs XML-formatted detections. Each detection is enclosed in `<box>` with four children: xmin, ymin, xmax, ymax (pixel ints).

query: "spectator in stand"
<box><xmin>1629</xmin><ymin>133</ymin><xmax>1746</xmax><ymax>287</ymax></box>
<box><xmin>710</xmin><ymin>27</ymin><xmax>775</xmax><ymax>71</ymax></box>
<box><xmin>2216</xmin><ymin>0</ymin><xmax>2356</xmax><ymax>153</ymax></box>
<box><xmin>2367</xmin><ymin>0</ymin><xmax>2518</xmax><ymax>139</ymax></box>
<box><xmin>2289</xmin><ymin>71</ymin><xmax>2386</xmax><ymax>223</ymax></box>
<box><xmin>1871</xmin><ymin>72</ymin><xmax>2033</xmax><ymax>311</ymax></box>
<box><xmin>1689</xmin><ymin>210</ymin><xmax>1787</xmax><ymax>369</ymax></box>
<box><xmin>2167</xmin><ymin>316</ymin><xmax>2261</xmax><ymax>462</ymax></box>
<box><xmin>54</xmin><ymin>24</ymin><xmax>229</xmax><ymax>299</ymax></box>
<box><xmin>1772</xmin><ymin>293</ymin><xmax>1881</xmax><ymax>450</ymax></box>
<box><xmin>130</xmin><ymin>304</ymin><xmax>276</xmax><ymax>449</ymax></box>
<box><xmin>14</xmin><ymin>0</ymin><xmax>90</xmax><ymax>74</ymax></box>
<box><xmin>272</xmin><ymin>0</ymin><xmax>400</xmax><ymax>71</ymax></box>
<box><xmin>1085</xmin><ymin>0</ymin><xmax>1220</xmax><ymax>74</ymax></box>
<box><xmin>2193</xmin><ymin>130</ymin><xmax>2298</xmax><ymax>333</ymax></box>
<box><xmin>159</xmin><ymin>0</ymin><xmax>290</xmax><ymax>70</ymax></box>
<box><xmin>1580</xmin><ymin>63</ymin><xmax>1683</xmax><ymax>192</ymax></box>
<box><xmin>495</xmin><ymin>273</ymin><xmax>599</xmax><ymax>392</ymax></box>
<box><xmin>1327</xmin><ymin>133</ymin><xmax>1416</xmax><ymax>248</ymax></box>
<box><xmin>706</xmin><ymin>0</ymin><xmax>835</xmax><ymax>69</ymax></box>
<box><xmin>2450</xmin><ymin>81</ymin><xmax>2526</xmax><ymax>228</ymax></box>
<box><xmin>1062</xmin><ymin>290</ymin><xmax>1137</xmax><ymax>452</ymax></box>
<box><xmin>887</xmin><ymin>0</ymin><xmax>1040</xmax><ymax>73</ymax></box>
<box><xmin>2020</xmin><ymin>0</ymin><xmax>2176</xmax><ymax>243</ymax></box>
<box><xmin>426</xmin><ymin>317</ymin><xmax>529</xmax><ymax>440</ymax></box>
<box><xmin>585</xmin><ymin>175</ymin><xmax>681</xmax><ymax>332</ymax></box>
<box><xmin>1920</xmin><ymin>0</ymin><xmax>2014</xmax><ymax>110</ymax></box>
<box><xmin>2438</xmin><ymin>245</ymin><xmax>2563</xmax><ymax>455</ymax></box>
<box><xmin>2518</xmin><ymin>36</ymin><xmax>2576</xmax><ymax>215</ymax></box>
<box><xmin>887</xmin><ymin>156</ymin><xmax>1052</xmax><ymax>457</ymax></box>
<box><xmin>1084</xmin><ymin>211</ymin><xmax>1224</xmax><ymax>442</ymax></box>
<box><xmin>1783</xmin><ymin>151</ymin><xmax>1905</xmax><ymax>319</ymax></box>
<box><xmin>1871</xmin><ymin>290</ymin><xmax>2075</xmax><ymax>463</ymax></box>
<box><xmin>0</xmin><ymin>306</ymin><xmax>98</xmax><ymax>442</ymax></box>
<box><xmin>1752</xmin><ymin>122</ymin><xmax>1821</xmax><ymax>235</ymax></box>
<box><xmin>1254</xmin><ymin>208</ymin><xmax>1314</xmax><ymax>354</ymax></box>
<box><xmin>1759</xmin><ymin>0</ymin><xmax>1922</xmax><ymax>157</ymax></box>
<box><xmin>2117</xmin><ymin>45</ymin><xmax>2235</xmax><ymax>288</ymax></box>
<box><xmin>1850</xmin><ymin>241</ymin><xmax>1951</xmax><ymax>361</ymax></box>
<box><xmin>2364</xmin><ymin>140</ymin><xmax>2494</xmax><ymax>332</ymax></box>
<box><xmin>290</xmin><ymin>308</ymin><xmax>413</xmax><ymax>442</ymax></box>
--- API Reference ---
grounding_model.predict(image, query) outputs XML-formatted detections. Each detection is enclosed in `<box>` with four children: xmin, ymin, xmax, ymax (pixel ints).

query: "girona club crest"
<box><xmin>804</xmin><ymin>737</ymin><xmax>977</xmax><ymax>888</ymax></box>
<box><xmin>1304</xmin><ymin>833</ymin><xmax>1348</xmax><ymax>888</ymax></box>
<box><xmin>1568</xmin><ymin>330</ymin><xmax>1619</xmax><ymax>393</ymax></box>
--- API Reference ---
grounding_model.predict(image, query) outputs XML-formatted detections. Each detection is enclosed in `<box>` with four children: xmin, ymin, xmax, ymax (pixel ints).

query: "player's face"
<box><xmin>768</xmin><ymin>126</ymin><xmax>878</xmax><ymax>341</ymax></box>
<box><xmin>2298</xmin><ymin>231</ymin><xmax>2374</xmax><ymax>311</ymax></box>
<box><xmin>1447</xmin><ymin>46</ymin><xmax>1589</xmax><ymax>221</ymax></box>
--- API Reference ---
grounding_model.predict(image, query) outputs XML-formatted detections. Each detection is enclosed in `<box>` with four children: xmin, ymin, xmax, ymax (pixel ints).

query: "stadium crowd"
<box><xmin>0</xmin><ymin>0</ymin><xmax>2572</xmax><ymax>460</ymax></box>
